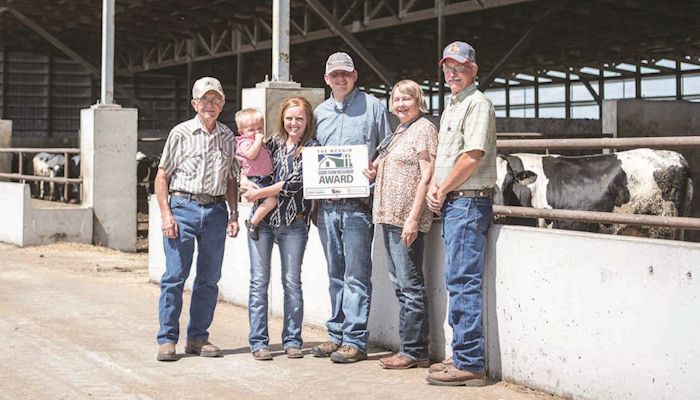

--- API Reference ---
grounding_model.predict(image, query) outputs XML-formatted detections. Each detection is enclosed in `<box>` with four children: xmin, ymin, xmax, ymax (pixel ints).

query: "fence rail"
<box><xmin>494</xmin><ymin>206</ymin><xmax>700</xmax><ymax>231</ymax></box>
<box><xmin>0</xmin><ymin>147</ymin><xmax>82</xmax><ymax>202</ymax></box>
<box><xmin>497</xmin><ymin>136</ymin><xmax>700</xmax><ymax>150</ymax></box>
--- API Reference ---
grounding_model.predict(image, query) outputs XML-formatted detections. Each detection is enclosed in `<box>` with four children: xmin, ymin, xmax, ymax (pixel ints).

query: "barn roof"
<box><xmin>1</xmin><ymin>0</ymin><xmax>698</xmax><ymax>92</ymax></box>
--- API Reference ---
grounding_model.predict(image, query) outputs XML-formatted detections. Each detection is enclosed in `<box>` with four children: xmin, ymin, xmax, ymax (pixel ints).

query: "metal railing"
<box><xmin>0</xmin><ymin>147</ymin><xmax>82</xmax><ymax>202</ymax></box>
<box><xmin>494</xmin><ymin>135</ymin><xmax>700</xmax><ymax>232</ymax></box>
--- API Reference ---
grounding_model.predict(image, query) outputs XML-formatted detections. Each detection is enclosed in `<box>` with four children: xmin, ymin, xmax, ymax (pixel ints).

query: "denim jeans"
<box><xmin>317</xmin><ymin>199</ymin><xmax>374</xmax><ymax>352</ymax></box>
<box><xmin>381</xmin><ymin>224</ymin><xmax>429</xmax><ymax>360</ymax></box>
<box><xmin>441</xmin><ymin>196</ymin><xmax>492</xmax><ymax>373</ymax></box>
<box><xmin>247</xmin><ymin>218</ymin><xmax>308</xmax><ymax>352</ymax></box>
<box><xmin>157</xmin><ymin>196</ymin><xmax>228</xmax><ymax>345</ymax></box>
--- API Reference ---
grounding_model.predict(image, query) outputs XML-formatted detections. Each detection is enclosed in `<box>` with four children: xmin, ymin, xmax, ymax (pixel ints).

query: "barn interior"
<box><xmin>1</xmin><ymin>0</ymin><xmax>699</xmax><ymax>146</ymax></box>
<box><xmin>0</xmin><ymin>0</ymin><xmax>699</xmax><ymax>242</ymax></box>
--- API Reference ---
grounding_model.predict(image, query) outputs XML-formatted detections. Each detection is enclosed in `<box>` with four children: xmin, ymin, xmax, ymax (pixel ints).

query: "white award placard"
<box><xmin>302</xmin><ymin>145</ymin><xmax>369</xmax><ymax>199</ymax></box>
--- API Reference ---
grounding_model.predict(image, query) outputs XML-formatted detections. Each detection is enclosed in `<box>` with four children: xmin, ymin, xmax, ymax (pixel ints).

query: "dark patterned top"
<box><xmin>267</xmin><ymin>136</ymin><xmax>320</xmax><ymax>228</ymax></box>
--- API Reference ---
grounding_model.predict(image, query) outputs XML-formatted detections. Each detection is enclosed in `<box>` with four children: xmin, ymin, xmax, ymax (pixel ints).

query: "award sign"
<box><xmin>302</xmin><ymin>145</ymin><xmax>370</xmax><ymax>199</ymax></box>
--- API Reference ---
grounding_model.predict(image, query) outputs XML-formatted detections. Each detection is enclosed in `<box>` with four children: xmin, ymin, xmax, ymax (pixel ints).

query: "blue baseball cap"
<box><xmin>439</xmin><ymin>41</ymin><xmax>476</xmax><ymax>65</ymax></box>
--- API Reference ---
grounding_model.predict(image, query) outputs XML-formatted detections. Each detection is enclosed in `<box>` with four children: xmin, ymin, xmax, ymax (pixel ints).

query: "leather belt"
<box><xmin>446</xmin><ymin>188</ymin><xmax>493</xmax><ymax>201</ymax></box>
<box><xmin>170</xmin><ymin>190</ymin><xmax>225</xmax><ymax>205</ymax></box>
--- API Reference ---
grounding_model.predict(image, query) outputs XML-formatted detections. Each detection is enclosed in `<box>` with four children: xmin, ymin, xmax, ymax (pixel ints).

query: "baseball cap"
<box><xmin>192</xmin><ymin>77</ymin><xmax>225</xmax><ymax>99</ymax></box>
<box><xmin>325</xmin><ymin>52</ymin><xmax>355</xmax><ymax>74</ymax></box>
<box><xmin>439</xmin><ymin>41</ymin><xmax>476</xmax><ymax>65</ymax></box>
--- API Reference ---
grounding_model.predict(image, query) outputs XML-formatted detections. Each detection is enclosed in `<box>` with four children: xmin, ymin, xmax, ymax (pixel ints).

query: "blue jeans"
<box><xmin>381</xmin><ymin>224</ymin><xmax>429</xmax><ymax>360</ymax></box>
<box><xmin>441</xmin><ymin>196</ymin><xmax>492</xmax><ymax>373</ymax></box>
<box><xmin>157</xmin><ymin>196</ymin><xmax>228</xmax><ymax>344</ymax></box>
<box><xmin>248</xmin><ymin>218</ymin><xmax>308</xmax><ymax>352</ymax></box>
<box><xmin>317</xmin><ymin>200</ymin><xmax>374</xmax><ymax>352</ymax></box>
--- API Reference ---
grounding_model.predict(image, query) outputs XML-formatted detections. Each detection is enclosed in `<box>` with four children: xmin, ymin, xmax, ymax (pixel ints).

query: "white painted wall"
<box><xmin>148</xmin><ymin>195</ymin><xmax>700</xmax><ymax>400</ymax></box>
<box><xmin>486</xmin><ymin>226</ymin><xmax>700</xmax><ymax>400</ymax></box>
<box><xmin>0</xmin><ymin>182</ymin><xmax>92</xmax><ymax>246</ymax></box>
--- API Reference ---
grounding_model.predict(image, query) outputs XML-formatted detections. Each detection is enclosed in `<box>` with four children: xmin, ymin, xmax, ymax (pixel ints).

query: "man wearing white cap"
<box><xmin>426</xmin><ymin>41</ymin><xmax>496</xmax><ymax>385</ymax></box>
<box><xmin>154</xmin><ymin>77</ymin><xmax>240</xmax><ymax>361</ymax></box>
<box><xmin>312</xmin><ymin>52</ymin><xmax>391</xmax><ymax>363</ymax></box>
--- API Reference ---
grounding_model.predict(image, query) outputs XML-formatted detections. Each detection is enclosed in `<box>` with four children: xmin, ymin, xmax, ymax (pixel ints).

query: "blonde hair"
<box><xmin>234</xmin><ymin>108</ymin><xmax>264</xmax><ymax>131</ymax></box>
<box><xmin>274</xmin><ymin>96</ymin><xmax>315</xmax><ymax>159</ymax></box>
<box><xmin>390</xmin><ymin>79</ymin><xmax>428</xmax><ymax>114</ymax></box>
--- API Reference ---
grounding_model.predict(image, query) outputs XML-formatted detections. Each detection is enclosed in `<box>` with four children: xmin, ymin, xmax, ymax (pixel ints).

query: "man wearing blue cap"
<box><xmin>426</xmin><ymin>41</ymin><xmax>497</xmax><ymax>386</ymax></box>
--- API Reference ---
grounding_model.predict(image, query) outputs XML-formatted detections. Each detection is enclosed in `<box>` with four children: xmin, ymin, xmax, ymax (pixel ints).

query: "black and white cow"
<box><xmin>137</xmin><ymin>151</ymin><xmax>160</xmax><ymax>195</ymax></box>
<box><xmin>32</xmin><ymin>152</ymin><xmax>80</xmax><ymax>202</ymax></box>
<box><xmin>494</xmin><ymin>148</ymin><xmax>694</xmax><ymax>239</ymax></box>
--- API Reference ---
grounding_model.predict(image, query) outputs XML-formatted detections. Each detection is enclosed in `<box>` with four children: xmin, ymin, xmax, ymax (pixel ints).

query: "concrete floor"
<box><xmin>0</xmin><ymin>242</ymin><xmax>558</xmax><ymax>400</ymax></box>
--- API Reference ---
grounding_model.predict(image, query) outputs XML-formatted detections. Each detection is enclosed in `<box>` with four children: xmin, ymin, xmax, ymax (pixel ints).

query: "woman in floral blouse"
<box><xmin>242</xmin><ymin>96</ymin><xmax>319</xmax><ymax>361</ymax></box>
<box><xmin>365</xmin><ymin>79</ymin><xmax>437</xmax><ymax>369</ymax></box>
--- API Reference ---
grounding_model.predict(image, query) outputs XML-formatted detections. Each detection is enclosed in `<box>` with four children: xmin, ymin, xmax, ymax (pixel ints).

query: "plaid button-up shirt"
<box><xmin>435</xmin><ymin>84</ymin><xmax>497</xmax><ymax>191</ymax></box>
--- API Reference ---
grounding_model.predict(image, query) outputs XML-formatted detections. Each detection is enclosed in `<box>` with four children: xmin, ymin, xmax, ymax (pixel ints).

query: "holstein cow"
<box><xmin>32</xmin><ymin>152</ymin><xmax>80</xmax><ymax>202</ymax></box>
<box><xmin>494</xmin><ymin>148</ymin><xmax>693</xmax><ymax>239</ymax></box>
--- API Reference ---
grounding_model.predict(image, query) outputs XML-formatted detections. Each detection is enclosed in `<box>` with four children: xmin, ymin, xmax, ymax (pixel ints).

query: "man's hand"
<box><xmin>426</xmin><ymin>184</ymin><xmax>444</xmax><ymax>215</ymax></box>
<box><xmin>227</xmin><ymin>217</ymin><xmax>239</xmax><ymax>238</ymax></box>
<box><xmin>161</xmin><ymin>213</ymin><xmax>179</xmax><ymax>239</ymax></box>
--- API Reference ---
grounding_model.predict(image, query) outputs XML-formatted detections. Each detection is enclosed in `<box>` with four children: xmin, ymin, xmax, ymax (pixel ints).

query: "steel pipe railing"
<box><xmin>494</xmin><ymin>205</ymin><xmax>700</xmax><ymax>231</ymax></box>
<box><xmin>0</xmin><ymin>147</ymin><xmax>82</xmax><ymax>202</ymax></box>
<box><xmin>497</xmin><ymin>136</ymin><xmax>700</xmax><ymax>150</ymax></box>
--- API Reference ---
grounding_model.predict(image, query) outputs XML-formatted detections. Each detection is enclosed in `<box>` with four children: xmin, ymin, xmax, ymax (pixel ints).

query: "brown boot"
<box><xmin>157</xmin><ymin>342</ymin><xmax>177</xmax><ymax>362</ymax></box>
<box><xmin>379</xmin><ymin>353</ymin><xmax>430</xmax><ymax>369</ymax></box>
<box><xmin>428</xmin><ymin>357</ymin><xmax>453</xmax><ymax>373</ymax></box>
<box><xmin>330</xmin><ymin>345</ymin><xmax>367</xmax><ymax>363</ymax></box>
<box><xmin>426</xmin><ymin>365</ymin><xmax>486</xmax><ymax>387</ymax></box>
<box><xmin>185</xmin><ymin>340</ymin><xmax>222</xmax><ymax>357</ymax></box>
<box><xmin>311</xmin><ymin>341</ymin><xmax>340</xmax><ymax>358</ymax></box>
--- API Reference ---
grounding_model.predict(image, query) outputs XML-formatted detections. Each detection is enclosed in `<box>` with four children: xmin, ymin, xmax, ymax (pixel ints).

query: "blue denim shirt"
<box><xmin>314</xmin><ymin>88</ymin><xmax>392</xmax><ymax>161</ymax></box>
<box><xmin>267</xmin><ymin>138</ymin><xmax>320</xmax><ymax>228</ymax></box>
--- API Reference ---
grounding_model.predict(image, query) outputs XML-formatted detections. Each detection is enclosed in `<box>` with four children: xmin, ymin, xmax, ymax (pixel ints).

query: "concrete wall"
<box><xmin>148</xmin><ymin>196</ymin><xmax>700</xmax><ymax>399</ymax></box>
<box><xmin>485</xmin><ymin>226</ymin><xmax>699</xmax><ymax>400</ymax></box>
<box><xmin>497</xmin><ymin>117</ymin><xmax>602</xmax><ymax>137</ymax></box>
<box><xmin>0</xmin><ymin>120</ymin><xmax>11</xmax><ymax>175</ymax></box>
<box><xmin>241</xmin><ymin>82</ymin><xmax>325</xmax><ymax>137</ymax></box>
<box><xmin>602</xmin><ymin>99</ymin><xmax>700</xmax><ymax>241</ymax></box>
<box><xmin>81</xmin><ymin>105</ymin><xmax>138</xmax><ymax>251</ymax></box>
<box><xmin>0</xmin><ymin>182</ymin><xmax>92</xmax><ymax>246</ymax></box>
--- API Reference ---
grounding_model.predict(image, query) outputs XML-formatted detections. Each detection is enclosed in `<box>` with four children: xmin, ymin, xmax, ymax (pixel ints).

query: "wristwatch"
<box><xmin>230</xmin><ymin>210</ymin><xmax>239</xmax><ymax>219</ymax></box>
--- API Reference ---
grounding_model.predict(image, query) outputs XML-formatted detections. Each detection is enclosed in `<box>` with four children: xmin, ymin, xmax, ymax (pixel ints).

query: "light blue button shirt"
<box><xmin>314</xmin><ymin>88</ymin><xmax>391</xmax><ymax>160</ymax></box>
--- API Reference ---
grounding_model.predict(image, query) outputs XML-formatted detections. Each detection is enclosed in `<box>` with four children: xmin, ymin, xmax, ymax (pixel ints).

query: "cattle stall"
<box><xmin>0</xmin><ymin>147</ymin><xmax>81</xmax><ymax>203</ymax></box>
<box><xmin>494</xmin><ymin>136</ymin><xmax>700</xmax><ymax>240</ymax></box>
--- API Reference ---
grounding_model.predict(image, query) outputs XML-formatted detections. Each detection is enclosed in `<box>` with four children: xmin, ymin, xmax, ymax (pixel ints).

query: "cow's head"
<box><xmin>495</xmin><ymin>155</ymin><xmax>536</xmax><ymax>207</ymax></box>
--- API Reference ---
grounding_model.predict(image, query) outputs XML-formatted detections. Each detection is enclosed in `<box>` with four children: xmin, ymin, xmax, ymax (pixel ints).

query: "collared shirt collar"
<box><xmin>331</xmin><ymin>87</ymin><xmax>361</xmax><ymax>110</ymax></box>
<box><xmin>192</xmin><ymin>115</ymin><xmax>221</xmax><ymax>136</ymax></box>
<box><xmin>450</xmin><ymin>83</ymin><xmax>478</xmax><ymax>105</ymax></box>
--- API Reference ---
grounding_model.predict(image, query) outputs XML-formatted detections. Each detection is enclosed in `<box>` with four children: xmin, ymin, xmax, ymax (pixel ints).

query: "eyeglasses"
<box><xmin>327</xmin><ymin>70</ymin><xmax>354</xmax><ymax>79</ymax></box>
<box><xmin>197</xmin><ymin>97</ymin><xmax>224</xmax><ymax>106</ymax></box>
<box><xmin>442</xmin><ymin>64</ymin><xmax>471</xmax><ymax>74</ymax></box>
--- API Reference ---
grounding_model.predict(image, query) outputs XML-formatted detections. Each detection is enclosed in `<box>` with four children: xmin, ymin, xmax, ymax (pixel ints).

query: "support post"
<box><xmin>565</xmin><ymin>71</ymin><xmax>571</xmax><ymax>119</ymax></box>
<box><xmin>635</xmin><ymin>64</ymin><xmax>642</xmax><ymax>99</ymax></box>
<box><xmin>273</xmin><ymin>0</ymin><xmax>291</xmax><ymax>81</ymax></box>
<box><xmin>599</xmin><ymin>68</ymin><xmax>605</xmax><ymax>119</ymax></box>
<box><xmin>676</xmin><ymin>60</ymin><xmax>682</xmax><ymax>100</ymax></box>
<box><xmin>534</xmin><ymin>75</ymin><xmax>539</xmax><ymax>118</ymax></box>
<box><xmin>101</xmin><ymin>0</ymin><xmax>115</xmax><ymax>105</ymax></box>
<box><xmin>437</xmin><ymin>0</ymin><xmax>445</xmax><ymax>114</ymax></box>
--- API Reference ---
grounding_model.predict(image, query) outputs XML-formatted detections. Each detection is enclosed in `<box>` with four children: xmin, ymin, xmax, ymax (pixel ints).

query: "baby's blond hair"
<box><xmin>235</xmin><ymin>108</ymin><xmax>264</xmax><ymax>130</ymax></box>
